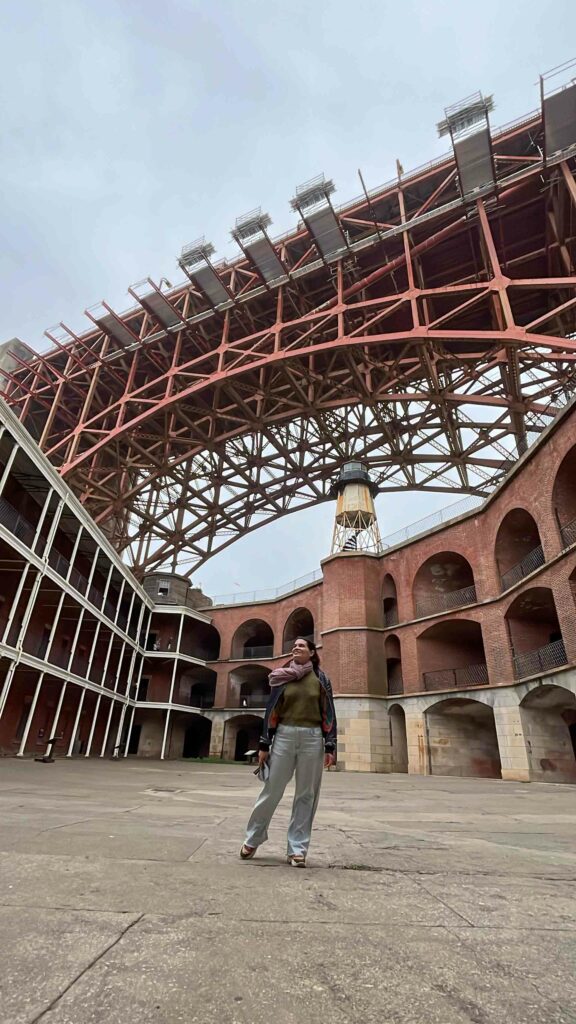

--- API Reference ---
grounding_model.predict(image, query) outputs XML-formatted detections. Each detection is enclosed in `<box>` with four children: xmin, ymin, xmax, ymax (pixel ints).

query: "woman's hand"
<box><xmin>258</xmin><ymin>750</ymin><xmax>269</xmax><ymax>765</ymax></box>
<box><xmin>324</xmin><ymin>752</ymin><xmax>336</xmax><ymax>769</ymax></box>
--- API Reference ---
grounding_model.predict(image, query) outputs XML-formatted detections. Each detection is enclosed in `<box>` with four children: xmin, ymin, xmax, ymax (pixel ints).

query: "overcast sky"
<box><xmin>1</xmin><ymin>0</ymin><xmax>574</xmax><ymax>597</ymax></box>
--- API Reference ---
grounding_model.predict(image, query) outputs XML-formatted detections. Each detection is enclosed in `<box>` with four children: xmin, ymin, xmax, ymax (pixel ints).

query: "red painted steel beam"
<box><xmin>4</xmin><ymin>108</ymin><xmax>576</xmax><ymax>574</ymax></box>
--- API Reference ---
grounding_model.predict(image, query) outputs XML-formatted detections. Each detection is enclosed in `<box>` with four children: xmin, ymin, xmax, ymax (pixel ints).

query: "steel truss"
<box><xmin>3</xmin><ymin>108</ymin><xmax>576</xmax><ymax>576</ymax></box>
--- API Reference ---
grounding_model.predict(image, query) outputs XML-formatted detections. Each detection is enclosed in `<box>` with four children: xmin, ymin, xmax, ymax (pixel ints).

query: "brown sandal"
<box><xmin>240</xmin><ymin>844</ymin><xmax>256</xmax><ymax>860</ymax></box>
<box><xmin>287</xmin><ymin>854</ymin><xmax>306</xmax><ymax>868</ymax></box>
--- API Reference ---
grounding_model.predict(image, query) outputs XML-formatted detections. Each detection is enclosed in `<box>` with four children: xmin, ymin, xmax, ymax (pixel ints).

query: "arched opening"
<box><xmin>182</xmin><ymin>714</ymin><xmax>212</xmax><ymax>758</ymax></box>
<box><xmin>413</xmin><ymin>551</ymin><xmax>476</xmax><ymax>618</ymax></box>
<box><xmin>180</xmin><ymin>620</ymin><xmax>220</xmax><ymax>660</ymax></box>
<box><xmin>505</xmin><ymin>587</ymin><xmax>567</xmax><ymax>679</ymax></box>
<box><xmin>389</xmin><ymin>704</ymin><xmax>408</xmax><ymax>772</ymax></box>
<box><xmin>177</xmin><ymin>666</ymin><xmax>217</xmax><ymax>708</ymax></box>
<box><xmin>382</xmin><ymin>573</ymin><xmax>399</xmax><ymax>627</ymax></box>
<box><xmin>222</xmin><ymin>714</ymin><xmax>263</xmax><ymax>761</ymax></box>
<box><xmin>520</xmin><ymin>685</ymin><xmax>576</xmax><ymax>783</ymax></box>
<box><xmin>426</xmin><ymin>698</ymin><xmax>502</xmax><ymax>778</ymax></box>
<box><xmin>417</xmin><ymin>620</ymin><xmax>488</xmax><ymax>691</ymax></box>
<box><xmin>190</xmin><ymin>680</ymin><xmax>216</xmax><ymax>709</ymax></box>
<box><xmin>231</xmin><ymin>619</ymin><xmax>274</xmax><ymax>660</ymax></box>
<box><xmin>385</xmin><ymin>635</ymin><xmax>403</xmax><ymax>695</ymax></box>
<box><xmin>552</xmin><ymin>446</ymin><xmax>576</xmax><ymax>549</ymax></box>
<box><xmin>495</xmin><ymin>508</ymin><xmax>544</xmax><ymax>591</ymax></box>
<box><xmin>229</xmin><ymin>665</ymin><xmax>270</xmax><ymax>708</ymax></box>
<box><xmin>282</xmin><ymin>607</ymin><xmax>315</xmax><ymax>653</ymax></box>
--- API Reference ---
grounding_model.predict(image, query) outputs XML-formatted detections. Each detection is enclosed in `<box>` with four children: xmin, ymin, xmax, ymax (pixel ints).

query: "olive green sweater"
<box><xmin>276</xmin><ymin>670</ymin><xmax>322</xmax><ymax>727</ymax></box>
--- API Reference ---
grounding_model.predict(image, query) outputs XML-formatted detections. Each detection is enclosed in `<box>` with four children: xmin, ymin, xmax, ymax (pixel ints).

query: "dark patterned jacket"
<box><xmin>258</xmin><ymin>669</ymin><xmax>337</xmax><ymax>755</ymax></box>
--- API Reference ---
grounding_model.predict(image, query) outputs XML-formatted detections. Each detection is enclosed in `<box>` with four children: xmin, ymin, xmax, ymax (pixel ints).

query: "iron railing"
<box><xmin>241</xmin><ymin>645</ymin><xmax>274</xmax><ymax>659</ymax></box>
<box><xmin>47</xmin><ymin>547</ymin><xmax>71</xmax><ymax>580</ymax></box>
<box><xmin>208</xmin><ymin>569</ymin><xmax>323</xmax><ymax>606</ymax></box>
<box><xmin>0</xmin><ymin>498</ymin><xmax>138</xmax><ymax>638</ymax></box>
<box><xmin>423</xmin><ymin>662</ymin><xmax>489</xmax><ymax>691</ymax></box>
<box><xmin>0</xmin><ymin>496</ymin><xmax>36</xmax><ymax>548</ymax></box>
<box><xmin>238</xmin><ymin>695</ymin><xmax>268</xmax><ymax>708</ymax></box>
<box><xmin>560</xmin><ymin>517</ymin><xmax>576</xmax><ymax>550</ymax></box>
<box><xmin>380</xmin><ymin>495</ymin><xmax>484</xmax><ymax>550</ymax></box>
<box><xmin>387</xmin><ymin>676</ymin><xmax>404</xmax><ymax>695</ymax></box>
<box><xmin>282</xmin><ymin>633</ymin><xmax>315</xmax><ymax>653</ymax></box>
<box><xmin>500</xmin><ymin>544</ymin><xmax>545</xmax><ymax>591</ymax></box>
<box><xmin>513</xmin><ymin>639</ymin><xmax>567</xmax><ymax>680</ymax></box>
<box><xmin>190</xmin><ymin>695</ymin><xmax>215</xmax><ymax>709</ymax></box>
<box><xmin>415</xmin><ymin>584</ymin><xmax>477</xmax><ymax>618</ymax></box>
<box><xmin>46</xmin><ymin>547</ymin><xmax>110</xmax><ymax>609</ymax></box>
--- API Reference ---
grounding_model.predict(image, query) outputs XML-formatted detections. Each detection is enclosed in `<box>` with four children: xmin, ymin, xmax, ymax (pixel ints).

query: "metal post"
<box><xmin>31</xmin><ymin>487</ymin><xmax>55</xmax><ymax>555</ymax></box>
<box><xmin>66</xmin><ymin>687</ymin><xmax>87</xmax><ymax>756</ymax></box>
<box><xmin>1</xmin><ymin>564</ymin><xmax>31</xmax><ymax>645</ymax></box>
<box><xmin>38</xmin><ymin>679</ymin><xmax>68</xmax><ymax>762</ymax></box>
<box><xmin>129</xmin><ymin>600</ymin><xmax>149</xmax><ymax>701</ymax></box>
<box><xmin>140</xmin><ymin>607</ymin><xmax>152</xmax><ymax>650</ymax></box>
<box><xmin>14</xmin><ymin>570</ymin><xmax>45</xmax><ymax>650</ymax></box>
<box><xmin>101</xmin><ymin>562</ymin><xmax>114</xmax><ymax>609</ymax></box>
<box><xmin>65</xmin><ymin>526</ymin><xmax>84</xmax><ymax>585</ymax></box>
<box><xmin>66</xmin><ymin>608</ymin><xmax>85</xmax><ymax>673</ymax></box>
<box><xmin>0</xmin><ymin>661</ymin><xmax>18</xmax><ymax>720</ymax></box>
<box><xmin>113</xmin><ymin>578</ymin><xmax>127</xmax><ymax>626</ymax></box>
<box><xmin>121</xmin><ymin>587</ymin><xmax>137</xmax><ymax>640</ymax></box>
<box><xmin>16</xmin><ymin>672</ymin><xmax>44</xmax><ymax>756</ymax></box>
<box><xmin>86</xmin><ymin>620</ymin><xmax>102</xmax><ymax>682</ymax></box>
<box><xmin>0</xmin><ymin>442</ymin><xmax>17</xmax><ymax>497</ymax></box>
<box><xmin>112</xmin><ymin>641</ymin><xmax>128</xmax><ymax>695</ymax></box>
<box><xmin>100</xmin><ymin>596</ymin><xmax>146</xmax><ymax>758</ymax></box>
<box><xmin>85</xmin><ymin>693</ymin><xmax>102</xmax><ymax>756</ymax></box>
<box><xmin>43</xmin><ymin>497</ymin><xmax>66</xmax><ymax>555</ymax></box>
<box><xmin>121</xmin><ymin>703</ymin><xmax>136</xmax><ymax>757</ymax></box>
<box><xmin>44</xmin><ymin>590</ymin><xmax>66</xmax><ymax>662</ymax></box>
<box><xmin>115</xmin><ymin>701</ymin><xmax>129</xmax><ymax>757</ymax></box>
<box><xmin>99</xmin><ymin>696</ymin><xmax>116</xmax><ymax>757</ymax></box>
<box><xmin>160</xmin><ymin>612</ymin><xmax>185</xmax><ymax>759</ymax></box>
<box><xmin>100</xmin><ymin>630</ymin><xmax>116</xmax><ymax>691</ymax></box>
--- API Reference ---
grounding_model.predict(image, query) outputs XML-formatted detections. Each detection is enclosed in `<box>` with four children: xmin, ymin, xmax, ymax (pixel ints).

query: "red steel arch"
<box><xmin>3</xmin><ymin>106</ymin><xmax>576</xmax><ymax>576</ymax></box>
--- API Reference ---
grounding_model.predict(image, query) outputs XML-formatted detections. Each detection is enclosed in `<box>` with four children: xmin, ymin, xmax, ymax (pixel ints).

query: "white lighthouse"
<box><xmin>330</xmin><ymin>461</ymin><xmax>383</xmax><ymax>555</ymax></box>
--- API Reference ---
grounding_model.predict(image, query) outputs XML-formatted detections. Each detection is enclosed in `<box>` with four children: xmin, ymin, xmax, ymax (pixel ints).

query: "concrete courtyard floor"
<box><xmin>0</xmin><ymin>762</ymin><xmax>575</xmax><ymax>1024</ymax></box>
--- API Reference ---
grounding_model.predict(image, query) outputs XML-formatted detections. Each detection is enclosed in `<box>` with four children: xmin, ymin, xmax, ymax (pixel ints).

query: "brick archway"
<box><xmin>425</xmin><ymin>698</ymin><xmax>501</xmax><ymax>779</ymax></box>
<box><xmin>520</xmin><ymin>684</ymin><xmax>576</xmax><ymax>783</ymax></box>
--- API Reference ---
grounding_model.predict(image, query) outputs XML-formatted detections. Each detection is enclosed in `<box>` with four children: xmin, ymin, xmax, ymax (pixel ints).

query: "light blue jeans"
<box><xmin>244</xmin><ymin>724</ymin><xmax>325</xmax><ymax>857</ymax></box>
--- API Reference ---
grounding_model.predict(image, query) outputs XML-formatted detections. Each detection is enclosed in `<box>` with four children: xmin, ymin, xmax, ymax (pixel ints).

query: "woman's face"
<box><xmin>292</xmin><ymin>638</ymin><xmax>312</xmax><ymax>663</ymax></box>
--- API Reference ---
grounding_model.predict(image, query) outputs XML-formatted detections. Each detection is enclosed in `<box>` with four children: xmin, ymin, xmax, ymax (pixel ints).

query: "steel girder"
<box><xmin>3</xmin><ymin>111</ymin><xmax>576</xmax><ymax>576</ymax></box>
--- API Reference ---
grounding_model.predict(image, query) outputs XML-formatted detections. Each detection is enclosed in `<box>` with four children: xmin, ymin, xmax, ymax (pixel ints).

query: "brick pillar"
<box><xmin>493</xmin><ymin>705</ymin><xmax>530</xmax><ymax>782</ymax></box>
<box><xmin>320</xmin><ymin>554</ymin><xmax>383</xmax><ymax>696</ymax></box>
<box><xmin>209</xmin><ymin>715</ymin><xmax>225</xmax><ymax>758</ymax></box>
<box><xmin>400</xmin><ymin>632</ymin><xmax>419</xmax><ymax>693</ymax></box>
<box><xmin>214</xmin><ymin>667</ymin><xmax>229</xmax><ymax>708</ymax></box>
<box><xmin>551</xmin><ymin>578</ymin><xmax>576</xmax><ymax>664</ymax></box>
<box><xmin>405</xmin><ymin>709</ymin><xmax>431</xmax><ymax>775</ymax></box>
<box><xmin>484</xmin><ymin>613</ymin><xmax>516</xmax><ymax>686</ymax></box>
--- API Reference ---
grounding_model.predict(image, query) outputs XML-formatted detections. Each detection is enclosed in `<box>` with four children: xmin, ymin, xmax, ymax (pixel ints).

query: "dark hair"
<box><xmin>297</xmin><ymin>636</ymin><xmax>320</xmax><ymax>674</ymax></box>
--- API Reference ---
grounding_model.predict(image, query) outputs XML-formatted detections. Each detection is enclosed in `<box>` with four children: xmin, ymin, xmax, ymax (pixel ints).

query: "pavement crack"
<box><xmin>30</xmin><ymin>913</ymin><xmax>145</xmax><ymax>1023</ymax></box>
<box><xmin>39</xmin><ymin>817</ymin><xmax>94</xmax><ymax>833</ymax></box>
<box><xmin>334</xmin><ymin>826</ymin><xmax>363</xmax><ymax>846</ymax></box>
<box><xmin>187</xmin><ymin>837</ymin><xmax>208</xmax><ymax>861</ymax></box>
<box><xmin>411</xmin><ymin>876</ymin><xmax>476</xmax><ymax>927</ymax></box>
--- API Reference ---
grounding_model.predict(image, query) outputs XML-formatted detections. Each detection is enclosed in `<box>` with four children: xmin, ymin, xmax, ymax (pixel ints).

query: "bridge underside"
<box><xmin>3</xmin><ymin>109</ymin><xmax>576</xmax><ymax>575</ymax></box>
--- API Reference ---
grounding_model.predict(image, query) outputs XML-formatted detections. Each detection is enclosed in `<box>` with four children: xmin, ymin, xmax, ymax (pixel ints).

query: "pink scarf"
<box><xmin>268</xmin><ymin>659</ymin><xmax>313</xmax><ymax>688</ymax></box>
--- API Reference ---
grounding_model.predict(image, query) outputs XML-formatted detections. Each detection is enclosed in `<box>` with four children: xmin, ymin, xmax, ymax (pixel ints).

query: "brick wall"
<box><xmin>205</xmin><ymin>401</ymin><xmax>576</xmax><ymax>706</ymax></box>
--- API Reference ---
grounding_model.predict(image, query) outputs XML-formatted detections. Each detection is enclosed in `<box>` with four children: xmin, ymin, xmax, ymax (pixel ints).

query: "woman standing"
<box><xmin>240</xmin><ymin>637</ymin><xmax>337</xmax><ymax>867</ymax></box>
